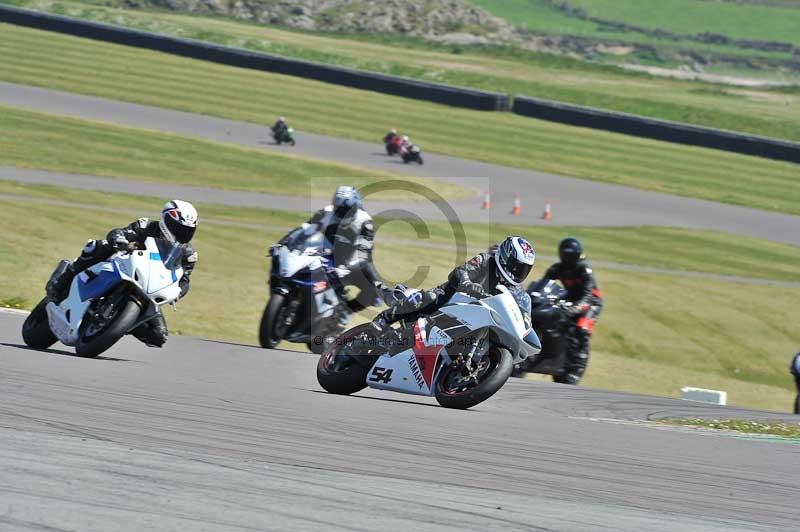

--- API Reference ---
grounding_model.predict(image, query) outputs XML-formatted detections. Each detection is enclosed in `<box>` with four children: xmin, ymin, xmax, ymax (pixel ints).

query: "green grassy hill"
<box><xmin>5</xmin><ymin>0</ymin><xmax>800</xmax><ymax>142</ymax></box>
<box><xmin>473</xmin><ymin>0</ymin><xmax>800</xmax><ymax>74</ymax></box>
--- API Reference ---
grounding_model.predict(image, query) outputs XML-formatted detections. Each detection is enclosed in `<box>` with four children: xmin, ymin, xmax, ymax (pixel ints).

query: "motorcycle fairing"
<box><xmin>365</xmin><ymin>319</ymin><xmax>452</xmax><ymax>396</ymax></box>
<box><xmin>145</xmin><ymin>252</ymin><xmax>181</xmax><ymax>295</ymax></box>
<box><xmin>77</xmin><ymin>261</ymin><xmax>122</xmax><ymax>302</ymax></box>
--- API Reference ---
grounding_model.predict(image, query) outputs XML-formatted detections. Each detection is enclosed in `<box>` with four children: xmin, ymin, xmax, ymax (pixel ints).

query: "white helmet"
<box><xmin>332</xmin><ymin>186</ymin><xmax>361</xmax><ymax>218</ymax></box>
<box><xmin>494</xmin><ymin>236</ymin><xmax>535</xmax><ymax>286</ymax></box>
<box><xmin>402</xmin><ymin>135</ymin><xmax>409</xmax><ymax>142</ymax></box>
<box><xmin>159</xmin><ymin>200</ymin><xmax>198</xmax><ymax>244</ymax></box>
<box><xmin>278</xmin><ymin>116</ymin><xmax>285</xmax><ymax>121</ymax></box>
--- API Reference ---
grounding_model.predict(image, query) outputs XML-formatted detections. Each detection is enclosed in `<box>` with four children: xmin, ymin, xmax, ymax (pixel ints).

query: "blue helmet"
<box><xmin>333</xmin><ymin>186</ymin><xmax>361</xmax><ymax>218</ymax></box>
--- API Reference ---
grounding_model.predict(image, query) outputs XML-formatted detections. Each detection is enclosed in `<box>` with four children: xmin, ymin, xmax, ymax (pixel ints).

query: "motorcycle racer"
<box><xmin>383</xmin><ymin>128</ymin><xmax>398</xmax><ymax>145</ymax></box>
<box><xmin>537</xmin><ymin>237</ymin><xmax>603</xmax><ymax>385</ymax></box>
<box><xmin>276</xmin><ymin>186</ymin><xmax>382</xmax><ymax>325</ymax></box>
<box><xmin>46</xmin><ymin>200</ymin><xmax>199</xmax><ymax>347</ymax></box>
<box><xmin>372</xmin><ymin>236</ymin><xmax>535</xmax><ymax>334</ymax></box>
<box><xmin>272</xmin><ymin>116</ymin><xmax>288</xmax><ymax>136</ymax></box>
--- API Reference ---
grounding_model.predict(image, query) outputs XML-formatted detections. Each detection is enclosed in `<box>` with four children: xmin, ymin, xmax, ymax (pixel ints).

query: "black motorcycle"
<box><xmin>512</xmin><ymin>279</ymin><xmax>571</xmax><ymax>381</ymax></box>
<box><xmin>259</xmin><ymin>230</ymin><xmax>350</xmax><ymax>354</ymax></box>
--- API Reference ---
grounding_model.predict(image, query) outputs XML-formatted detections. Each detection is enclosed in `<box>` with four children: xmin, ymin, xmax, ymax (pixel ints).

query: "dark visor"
<box><xmin>166</xmin><ymin>217</ymin><xmax>196</xmax><ymax>244</ymax></box>
<box><xmin>506</xmin><ymin>255</ymin><xmax>533</xmax><ymax>284</ymax></box>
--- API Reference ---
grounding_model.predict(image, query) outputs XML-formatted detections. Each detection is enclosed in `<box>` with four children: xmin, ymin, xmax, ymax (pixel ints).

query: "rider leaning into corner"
<box><xmin>46</xmin><ymin>200</ymin><xmax>199</xmax><ymax>347</ymax></box>
<box><xmin>537</xmin><ymin>237</ymin><xmax>603</xmax><ymax>385</ymax></box>
<box><xmin>383</xmin><ymin>128</ymin><xmax>398</xmax><ymax>144</ymax></box>
<box><xmin>276</xmin><ymin>186</ymin><xmax>384</xmax><ymax>326</ymax></box>
<box><xmin>371</xmin><ymin>236</ymin><xmax>536</xmax><ymax>337</ymax></box>
<box><xmin>272</xmin><ymin>116</ymin><xmax>288</xmax><ymax>136</ymax></box>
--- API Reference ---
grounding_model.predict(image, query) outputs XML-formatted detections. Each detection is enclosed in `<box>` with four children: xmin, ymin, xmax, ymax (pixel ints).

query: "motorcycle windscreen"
<box><xmin>147</xmin><ymin>240</ymin><xmax>182</xmax><ymax>294</ymax></box>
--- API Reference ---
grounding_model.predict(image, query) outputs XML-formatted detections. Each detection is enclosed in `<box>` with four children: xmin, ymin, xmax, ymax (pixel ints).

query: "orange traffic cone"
<box><xmin>481</xmin><ymin>190</ymin><xmax>492</xmax><ymax>209</ymax></box>
<box><xmin>542</xmin><ymin>200</ymin><xmax>552</xmax><ymax>221</ymax></box>
<box><xmin>511</xmin><ymin>194</ymin><xmax>522</xmax><ymax>215</ymax></box>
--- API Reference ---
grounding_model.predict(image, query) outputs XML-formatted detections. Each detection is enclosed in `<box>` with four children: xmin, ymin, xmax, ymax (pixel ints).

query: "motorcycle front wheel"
<box><xmin>75</xmin><ymin>289</ymin><xmax>141</xmax><ymax>358</ymax></box>
<box><xmin>258</xmin><ymin>293</ymin><xmax>290</xmax><ymax>349</ymax></box>
<box><xmin>21</xmin><ymin>297</ymin><xmax>57</xmax><ymax>349</ymax></box>
<box><xmin>435</xmin><ymin>346</ymin><xmax>513</xmax><ymax>409</ymax></box>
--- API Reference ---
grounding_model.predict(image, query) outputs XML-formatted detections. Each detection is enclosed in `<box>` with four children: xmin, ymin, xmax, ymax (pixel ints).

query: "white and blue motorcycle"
<box><xmin>22</xmin><ymin>237</ymin><xmax>184</xmax><ymax>358</ymax></box>
<box><xmin>259</xmin><ymin>230</ymin><xmax>350</xmax><ymax>354</ymax></box>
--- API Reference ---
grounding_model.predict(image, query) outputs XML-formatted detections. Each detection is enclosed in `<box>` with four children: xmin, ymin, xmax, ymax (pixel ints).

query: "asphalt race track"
<box><xmin>2</xmin><ymin>81</ymin><xmax>799</xmax><ymax>245</ymax></box>
<box><xmin>1</xmin><ymin>311</ymin><xmax>798</xmax><ymax>532</ymax></box>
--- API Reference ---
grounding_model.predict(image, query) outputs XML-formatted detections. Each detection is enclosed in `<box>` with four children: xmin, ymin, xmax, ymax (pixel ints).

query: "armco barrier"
<box><xmin>0</xmin><ymin>5</ymin><xmax>508</xmax><ymax>111</ymax></box>
<box><xmin>512</xmin><ymin>96</ymin><xmax>800</xmax><ymax>164</ymax></box>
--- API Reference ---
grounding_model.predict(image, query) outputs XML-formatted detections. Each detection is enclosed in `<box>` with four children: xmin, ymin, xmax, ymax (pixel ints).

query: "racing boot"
<box><xmin>369</xmin><ymin>313</ymin><xmax>404</xmax><ymax>352</ymax></box>
<box><xmin>131</xmin><ymin>315</ymin><xmax>168</xmax><ymax>348</ymax></box>
<box><xmin>336</xmin><ymin>303</ymin><xmax>353</xmax><ymax>329</ymax></box>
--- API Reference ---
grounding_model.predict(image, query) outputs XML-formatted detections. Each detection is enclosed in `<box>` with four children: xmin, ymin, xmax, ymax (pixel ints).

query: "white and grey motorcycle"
<box><xmin>259</xmin><ymin>230</ymin><xmax>351</xmax><ymax>354</ymax></box>
<box><xmin>22</xmin><ymin>237</ymin><xmax>184</xmax><ymax>357</ymax></box>
<box><xmin>317</xmin><ymin>285</ymin><xmax>541</xmax><ymax>409</ymax></box>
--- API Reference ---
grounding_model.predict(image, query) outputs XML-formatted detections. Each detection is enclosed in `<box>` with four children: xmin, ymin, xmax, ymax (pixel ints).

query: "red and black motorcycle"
<box><xmin>385</xmin><ymin>134</ymin><xmax>404</xmax><ymax>156</ymax></box>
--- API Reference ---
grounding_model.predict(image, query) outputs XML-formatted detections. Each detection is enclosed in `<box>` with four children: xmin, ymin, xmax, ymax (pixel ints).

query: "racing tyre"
<box><xmin>307</xmin><ymin>335</ymin><xmax>334</xmax><ymax>355</ymax></box>
<box><xmin>21</xmin><ymin>297</ymin><xmax>57</xmax><ymax>349</ymax></box>
<box><xmin>259</xmin><ymin>294</ymin><xmax>289</xmax><ymax>349</ymax></box>
<box><xmin>75</xmin><ymin>291</ymin><xmax>141</xmax><ymax>358</ymax></box>
<box><xmin>417</xmin><ymin>156</ymin><xmax>424</xmax><ymax>165</ymax></box>
<box><xmin>316</xmin><ymin>324</ymin><xmax>375</xmax><ymax>395</ymax></box>
<box><xmin>435</xmin><ymin>346</ymin><xmax>513</xmax><ymax>409</ymax></box>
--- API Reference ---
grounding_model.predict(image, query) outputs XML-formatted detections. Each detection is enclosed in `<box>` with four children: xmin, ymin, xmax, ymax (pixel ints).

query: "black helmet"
<box><xmin>494</xmin><ymin>236</ymin><xmax>536</xmax><ymax>286</ymax></box>
<box><xmin>558</xmin><ymin>237</ymin><xmax>583</xmax><ymax>268</ymax></box>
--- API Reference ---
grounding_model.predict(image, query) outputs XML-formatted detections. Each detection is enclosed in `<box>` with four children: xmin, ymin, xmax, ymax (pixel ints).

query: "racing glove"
<box><xmin>463</xmin><ymin>282</ymin><xmax>488</xmax><ymax>299</ymax></box>
<box><xmin>109</xmin><ymin>233</ymin><xmax>130</xmax><ymax>251</ymax></box>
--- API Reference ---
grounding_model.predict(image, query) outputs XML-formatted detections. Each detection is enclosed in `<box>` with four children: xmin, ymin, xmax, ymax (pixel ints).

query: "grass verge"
<box><xmin>1</xmin><ymin>23</ymin><xmax>799</xmax><ymax>214</ymax></box>
<box><xmin>0</xmin><ymin>105</ymin><xmax>468</xmax><ymax>199</ymax></box>
<box><xmin>1</xmin><ymin>185</ymin><xmax>798</xmax><ymax>411</ymax></box>
<box><xmin>660</xmin><ymin>419</ymin><xmax>800</xmax><ymax>437</ymax></box>
<box><xmin>4</xmin><ymin>180</ymin><xmax>800</xmax><ymax>281</ymax></box>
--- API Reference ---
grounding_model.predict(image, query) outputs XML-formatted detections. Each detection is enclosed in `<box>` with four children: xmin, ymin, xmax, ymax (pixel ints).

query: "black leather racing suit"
<box><xmin>376</xmin><ymin>252</ymin><xmax>530</xmax><ymax>327</ymax></box>
<box><xmin>50</xmin><ymin>218</ymin><xmax>198</xmax><ymax>346</ymax></box>
<box><xmin>541</xmin><ymin>259</ymin><xmax>603</xmax><ymax>384</ymax></box>
<box><xmin>278</xmin><ymin>206</ymin><xmax>381</xmax><ymax>312</ymax></box>
<box><xmin>272</xmin><ymin>120</ymin><xmax>288</xmax><ymax>137</ymax></box>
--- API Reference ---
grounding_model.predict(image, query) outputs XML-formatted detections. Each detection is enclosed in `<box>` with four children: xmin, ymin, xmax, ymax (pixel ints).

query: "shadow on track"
<box><xmin>303</xmin><ymin>388</ymin><xmax>456</xmax><ymax>409</ymax></box>
<box><xmin>0</xmin><ymin>342</ymin><xmax>131</xmax><ymax>361</ymax></box>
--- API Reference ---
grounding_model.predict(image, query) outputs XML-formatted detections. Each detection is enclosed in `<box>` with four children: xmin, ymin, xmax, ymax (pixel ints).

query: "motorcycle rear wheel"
<box><xmin>435</xmin><ymin>347</ymin><xmax>513</xmax><ymax>409</ymax></box>
<box><xmin>21</xmin><ymin>297</ymin><xmax>57</xmax><ymax>349</ymax></box>
<box><xmin>75</xmin><ymin>291</ymin><xmax>141</xmax><ymax>358</ymax></box>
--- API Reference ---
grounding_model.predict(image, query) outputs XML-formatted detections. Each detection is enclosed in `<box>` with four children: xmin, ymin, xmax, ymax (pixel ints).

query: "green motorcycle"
<box><xmin>273</xmin><ymin>126</ymin><xmax>296</xmax><ymax>146</ymax></box>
